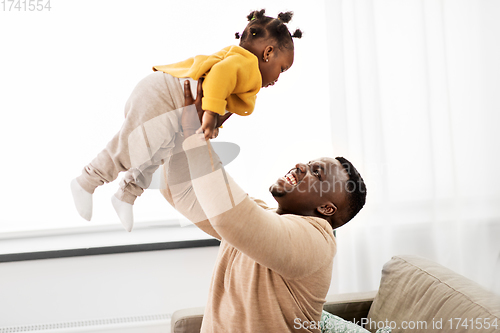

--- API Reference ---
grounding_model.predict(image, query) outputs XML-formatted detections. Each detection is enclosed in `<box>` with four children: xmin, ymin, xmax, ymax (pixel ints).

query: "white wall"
<box><xmin>0</xmin><ymin>246</ymin><xmax>219</xmax><ymax>330</ymax></box>
<box><xmin>0</xmin><ymin>244</ymin><xmax>344</xmax><ymax>332</ymax></box>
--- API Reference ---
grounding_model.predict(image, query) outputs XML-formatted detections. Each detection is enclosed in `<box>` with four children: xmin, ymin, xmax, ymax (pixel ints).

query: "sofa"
<box><xmin>171</xmin><ymin>255</ymin><xmax>500</xmax><ymax>333</ymax></box>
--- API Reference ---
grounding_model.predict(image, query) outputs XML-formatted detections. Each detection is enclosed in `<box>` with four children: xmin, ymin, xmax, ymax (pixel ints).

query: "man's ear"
<box><xmin>262</xmin><ymin>45</ymin><xmax>274</xmax><ymax>62</ymax></box>
<box><xmin>317</xmin><ymin>203</ymin><xmax>337</xmax><ymax>217</ymax></box>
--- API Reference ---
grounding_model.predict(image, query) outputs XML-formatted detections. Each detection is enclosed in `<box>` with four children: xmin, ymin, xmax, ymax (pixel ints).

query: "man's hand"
<box><xmin>183</xmin><ymin>79</ymin><xmax>220</xmax><ymax>140</ymax></box>
<box><xmin>182</xmin><ymin>79</ymin><xmax>205</xmax><ymax>137</ymax></box>
<box><xmin>183</xmin><ymin>79</ymin><xmax>204</xmax><ymax>120</ymax></box>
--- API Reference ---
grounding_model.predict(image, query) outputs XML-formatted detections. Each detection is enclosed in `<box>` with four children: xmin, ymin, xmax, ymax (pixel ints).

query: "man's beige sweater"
<box><xmin>161</xmin><ymin>127</ymin><xmax>336</xmax><ymax>332</ymax></box>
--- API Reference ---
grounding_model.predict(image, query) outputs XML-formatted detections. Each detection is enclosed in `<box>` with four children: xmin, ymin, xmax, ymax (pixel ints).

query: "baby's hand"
<box><xmin>196</xmin><ymin>110</ymin><xmax>218</xmax><ymax>140</ymax></box>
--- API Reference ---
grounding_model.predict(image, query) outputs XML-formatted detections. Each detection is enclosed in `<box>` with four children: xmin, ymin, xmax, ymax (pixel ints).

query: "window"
<box><xmin>0</xmin><ymin>1</ymin><xmax>332</xmax><ymax>235</ymax></box>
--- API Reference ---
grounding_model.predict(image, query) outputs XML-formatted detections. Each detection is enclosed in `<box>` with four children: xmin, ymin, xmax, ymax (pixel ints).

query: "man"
<box><xmin>160</xmin><ymin>80</ymin><xmax>367</xmax><ymax>332</ymax></box>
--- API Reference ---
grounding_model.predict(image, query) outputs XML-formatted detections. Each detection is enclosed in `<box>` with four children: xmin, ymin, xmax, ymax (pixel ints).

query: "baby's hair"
<box><xmin>236</xmin><ymin>9</ymin><xmax>302</xmax><ymax>51</ymax></box>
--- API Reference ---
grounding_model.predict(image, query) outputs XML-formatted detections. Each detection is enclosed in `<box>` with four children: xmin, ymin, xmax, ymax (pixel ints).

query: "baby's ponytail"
<box><xmin>237</xmin><ymin>9</ymin><xmax>302</xmax><ymax>50</ymax></box>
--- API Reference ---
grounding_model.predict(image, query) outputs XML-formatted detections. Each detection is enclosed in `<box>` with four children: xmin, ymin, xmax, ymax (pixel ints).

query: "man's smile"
<box><xmin>271</xmin><ymin>168</ymin><xmax>299</xmax><ymax>196</ymax></box>
<box><xmin>283</xmin><ymin>169</ymin><xmax>298</xmax><ymax>186</ymax></box>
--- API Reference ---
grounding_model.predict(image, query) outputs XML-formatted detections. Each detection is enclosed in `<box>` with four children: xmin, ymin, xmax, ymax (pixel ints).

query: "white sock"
<box><xmin>70</xmin><ymin>178</ymin><xmax>93</xmax><ymax>221</ymax></box>
<box><xmin>111</xmin><ymin>195</ymin><xmax>134</xmax><ymax>232</ymax></box>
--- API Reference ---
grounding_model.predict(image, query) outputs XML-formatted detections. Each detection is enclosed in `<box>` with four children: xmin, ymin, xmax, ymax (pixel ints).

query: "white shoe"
<box><xmin>70</xmin><ymin>178</ymin><xmax>93</xmax><ymax>221</ymax></box>
<box><xmin>111</xmin><ymin>195</ymin><xmax>134</xmax><ymax>232</ymax></box>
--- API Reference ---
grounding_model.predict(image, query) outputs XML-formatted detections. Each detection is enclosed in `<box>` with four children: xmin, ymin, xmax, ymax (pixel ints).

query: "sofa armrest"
<box><xmin>170</xmin><ymin>291</ymin><xmax>377</xmax><ymax>333</ymax></box>
<box><xmin>171</xmin><ymin>306</ymin><xmax>205</xmax><ymax>333</ymax></box>
<box><xmin>323</xmin><ymin>290</ymin><xmax>377</xmax><ymax>324</ymax></box>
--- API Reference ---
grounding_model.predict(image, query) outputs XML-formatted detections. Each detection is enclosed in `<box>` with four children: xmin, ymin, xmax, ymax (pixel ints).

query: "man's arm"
<box><xmin>181</xmin><ymin>106</ymin><xmax>336</xmax><ymax>279</ymax></box>
<box><xmin>159</xmin><ymin>137</ymin><xmax>221</xmax><ymax>240</ymax></box>
<box><xmin>158</xmin><ymin>80</ymin><xmax>221</xmax><ymax>240</ymax></box>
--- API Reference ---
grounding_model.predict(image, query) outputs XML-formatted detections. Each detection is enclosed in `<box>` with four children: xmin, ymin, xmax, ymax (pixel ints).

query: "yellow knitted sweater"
<box><xmin>153</xmin><ymin>45</ymin><xmax>261</xmax><ymax>116</ymax></box>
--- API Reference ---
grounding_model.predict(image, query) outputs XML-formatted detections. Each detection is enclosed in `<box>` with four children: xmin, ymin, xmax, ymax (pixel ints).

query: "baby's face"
<box><xmin>260</xmin><ymin>48</ymin><xmax>294</xmax><ymax>88</ymax></box>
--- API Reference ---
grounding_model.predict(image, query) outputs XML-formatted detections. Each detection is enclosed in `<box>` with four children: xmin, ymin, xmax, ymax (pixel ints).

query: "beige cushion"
<box><xmin>366</xmin><ymin>255</ymin><xmax>500</xmax><ymax>333</ymax></box>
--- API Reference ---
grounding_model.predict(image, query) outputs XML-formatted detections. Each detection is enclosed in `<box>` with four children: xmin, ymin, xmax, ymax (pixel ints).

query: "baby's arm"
<box><xmin>197</xmin><ymin>110</ymin><xmax>233</xmax><ymax>140</ymax></box>
<box><xmin>197</xmin><ymin>110</ymin><xmax>218</xmax><ymax>140</ymax></box>
<box><xmin>195</xmin><ymin>52</ymin><xmax>249</xmax><ymax>140</ymax></box>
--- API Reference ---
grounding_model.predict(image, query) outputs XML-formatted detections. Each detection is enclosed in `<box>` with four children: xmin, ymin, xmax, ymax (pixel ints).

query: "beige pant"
<box><xmin>76</xmin><ymin>72</ymin><xmax>187</xmax><ymax>204</ymax></box>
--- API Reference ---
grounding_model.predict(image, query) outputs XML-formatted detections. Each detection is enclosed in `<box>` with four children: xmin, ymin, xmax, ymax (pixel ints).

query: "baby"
<box><xmin>70</xmin><ymin>9</ymin><xmax>302</xmax><ymax>231</ymax></box>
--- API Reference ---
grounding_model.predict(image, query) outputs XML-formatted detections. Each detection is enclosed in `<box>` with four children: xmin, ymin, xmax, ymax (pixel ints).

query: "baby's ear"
<box><xmin>262</xmin><ymin>45</ymin><xmax>274</xmax><ymax>62</ymax></box>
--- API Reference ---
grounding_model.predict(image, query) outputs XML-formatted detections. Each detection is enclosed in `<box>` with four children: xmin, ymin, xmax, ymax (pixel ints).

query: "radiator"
<box><xmin>0</xmin><ymin>313</ymin><xmax>171</xmax><ymax>333</ymax></box>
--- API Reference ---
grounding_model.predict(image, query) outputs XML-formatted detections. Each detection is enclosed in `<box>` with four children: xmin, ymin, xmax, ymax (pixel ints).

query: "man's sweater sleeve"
<box><xmin>182</xmin><ymin>134</ymin><xmax>336</xmax><ymax>280</ymax></box>
<box><xmin>159</xmin><ymin>133</ymin><xmax>221</xmax><ymax>240</ymax></box>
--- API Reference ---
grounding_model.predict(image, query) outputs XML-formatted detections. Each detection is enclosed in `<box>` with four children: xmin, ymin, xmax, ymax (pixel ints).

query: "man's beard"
<box><xmin>269</xmin><ymin>184</ymin><xmax>285</xmax><ymax>198</ymax></box>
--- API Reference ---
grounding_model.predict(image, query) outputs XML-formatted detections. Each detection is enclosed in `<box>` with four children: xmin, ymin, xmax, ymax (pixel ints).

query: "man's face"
<box><xmin>269</xmin><ymin>157</ymin><xmax>349</xmax><ymax>223</ymax></box>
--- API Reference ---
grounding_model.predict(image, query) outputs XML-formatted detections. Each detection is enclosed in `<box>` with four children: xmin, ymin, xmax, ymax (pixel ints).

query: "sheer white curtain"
<box><xmin>325</xmin><ymin>0</ymin><xmax>500</xmax><ymax>295</ymax></box>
